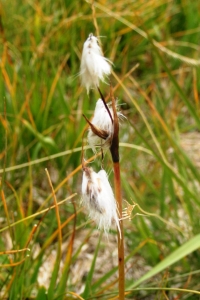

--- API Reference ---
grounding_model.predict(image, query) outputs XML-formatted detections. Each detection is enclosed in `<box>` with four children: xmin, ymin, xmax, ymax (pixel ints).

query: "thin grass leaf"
<box><xmin>81</xmin><ymin>232</ymin><xmax>103</xmax><ymax>299</ymax></box>
<box><xmin>128</xmin><ymin>234</ymin><xmax>200</xmax><ymax>289</ymax></box>
<box><xmin>22</xmin><ymin>119</ymin><xmax>58</xmax><ymax>151</ymax></box>
<box><xmin>36</xmin><ymin>286</ymin><xmax>47</xmax><ymax>300</ymax></box>
<box><xmin>56</xmin><ymin>201</ymin><xmax>77</xmax><ymax>299</ymax></box>
<box><xmin>45</xmin><ymin>169</ymin><xmax>62</xmax><ymax>300</ymax></box>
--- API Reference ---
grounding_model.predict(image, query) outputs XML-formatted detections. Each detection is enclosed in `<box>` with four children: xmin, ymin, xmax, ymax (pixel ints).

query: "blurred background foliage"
<box><xmin>1</xmin><ymin>0</ymin><xmax>200</xmax><ymax>299</ymax></box>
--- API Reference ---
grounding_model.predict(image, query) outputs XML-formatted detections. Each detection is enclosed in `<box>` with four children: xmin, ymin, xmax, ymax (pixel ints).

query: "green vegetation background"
<box><xmin>1</xmin><ymin>0</ymin><xmax>200</xmax><ymax>299</ymax></box>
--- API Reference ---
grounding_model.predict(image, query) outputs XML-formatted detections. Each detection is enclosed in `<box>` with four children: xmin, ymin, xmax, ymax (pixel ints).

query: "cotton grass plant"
<box><xmin>80</xmin><ymin>32</ymin><xmax>125</xmax><ymax>298</ymax></box>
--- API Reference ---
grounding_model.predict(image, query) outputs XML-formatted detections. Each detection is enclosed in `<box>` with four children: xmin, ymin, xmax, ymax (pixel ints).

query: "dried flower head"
<box><xmin>87</xmin><ymin>98</ymin><xmax>124</xmax><ymax>152</ymax></box>
<box><xmin>80</xmin><ymin>33</ymin><xmax>111</xmax><ymax>93</ymax></box>
<box><xmin>82</xmin><ymin>166</ymin><xmax>121</xmax><ymax>237</ymax></box>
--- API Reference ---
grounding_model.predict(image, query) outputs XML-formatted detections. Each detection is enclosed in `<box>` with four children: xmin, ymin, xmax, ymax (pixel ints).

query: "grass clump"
<box><xmin>1</xmin><ymin>0</ymin><xmax>200</xmax><ymax>299</ymax></box>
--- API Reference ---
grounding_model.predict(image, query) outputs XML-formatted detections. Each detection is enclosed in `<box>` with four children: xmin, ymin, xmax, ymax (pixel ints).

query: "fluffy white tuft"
<box><xmin>80</xmin><ymin>33</ymin><xmax>111</xmax><ymax>93</ymax></box>
<box><xmin>82</xmin><ymin>167</ymin><xmax>121</xmax><ymax>237</ymax></box>
<box><xmin>88</xmin><ymin>99</ymin><xmax>125</xmax><ymax>152</ymax></box>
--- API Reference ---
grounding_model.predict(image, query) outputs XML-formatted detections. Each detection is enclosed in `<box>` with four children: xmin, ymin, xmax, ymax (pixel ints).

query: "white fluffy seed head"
<box><xmin>88</xmin><ymin>99</ymin><xmax>125</xmax><ymax>152</ymax></box>
<box><xmin>80</xmin><ymin>33</ymin><xmax>111</xmax><ymax>93</ymax></box>
<box><xmin>82</xmin><ymin>166</ymin><xmax>121</xmax><ymax>237</ymax></box>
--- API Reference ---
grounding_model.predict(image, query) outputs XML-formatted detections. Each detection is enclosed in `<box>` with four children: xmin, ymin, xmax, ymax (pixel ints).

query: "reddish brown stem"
<box><xmin>113</xmin><ymin>162</ymin><xmax>125</xmax><ymax>299</ymax></box>
<box><xmin>109</xmin><ymin>85</ymin><xmax>125</xmax><ymax>299</ymax></box>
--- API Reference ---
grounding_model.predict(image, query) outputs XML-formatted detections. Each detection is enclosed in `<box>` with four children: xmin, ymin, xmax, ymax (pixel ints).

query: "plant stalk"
<box><xmin>113</xmin><ymin>162</ymin><xmax>125</xmax><ymax>299</ymax></box>
<box><xmin>110</xmin><ymin>85</ymin><xmax>125</xmax><ymax>299</ymax></box>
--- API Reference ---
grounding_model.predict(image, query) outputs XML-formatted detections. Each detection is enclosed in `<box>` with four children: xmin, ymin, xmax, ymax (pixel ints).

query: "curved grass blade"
<box><xmin>128</xmin><ymin>234</ymin><xmax>200</xmax><ymax>289</ymax></box>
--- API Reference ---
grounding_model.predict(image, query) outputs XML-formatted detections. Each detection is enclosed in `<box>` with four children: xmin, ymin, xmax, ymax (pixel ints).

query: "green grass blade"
<box><xmin>128</xmin><ymin>234</ymin><xmax>200</xmax><ymax>289</ymax></box>
<box><xmin>81</xmin><ymin>232</ymin><xmax>102</xmax><ymax>299</ymax></box>
<box><xmin>36</xmin><ymin>286</ymin><xmax>47</xmax><ymax>300</ymax></box>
